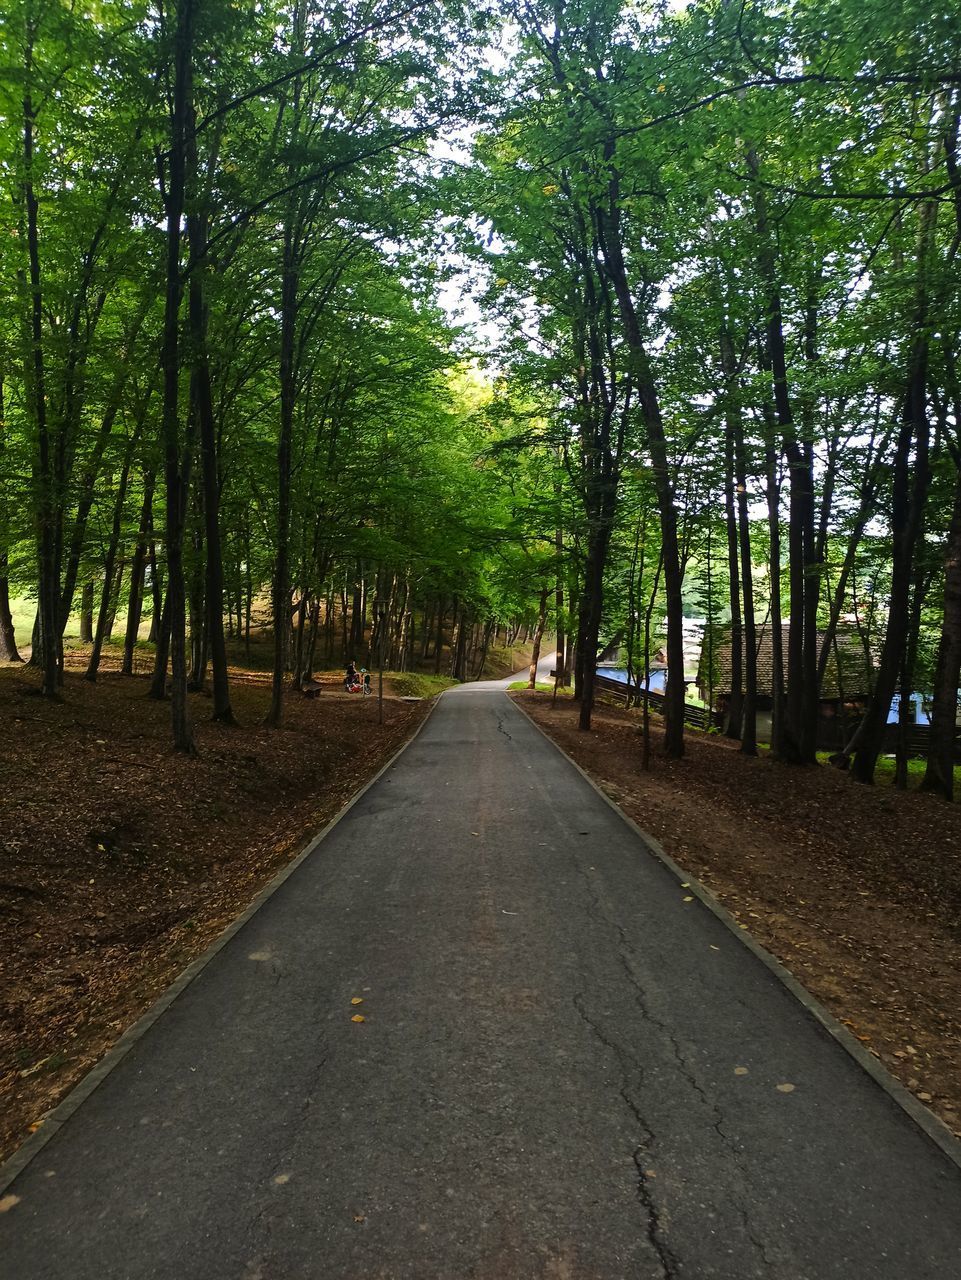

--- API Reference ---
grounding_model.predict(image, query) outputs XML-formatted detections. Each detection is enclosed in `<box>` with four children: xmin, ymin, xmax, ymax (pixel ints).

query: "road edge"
<box><xmin>0</xmin><ymin>696</ymin><xmax>440</xmax><ymax>1196</ymax></box>
<box><xmin>508</xmin><ymin>692</ymin><xmax>961</xmax><ymax>1175</ymax></box>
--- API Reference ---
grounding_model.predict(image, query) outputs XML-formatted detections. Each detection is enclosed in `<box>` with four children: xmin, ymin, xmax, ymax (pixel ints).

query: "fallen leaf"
<box><xmin>0</xmin><ymin>1196</ymin><xmax>20</xmax><ymax>1213</ymax></box>
<box><xmin>776</xmin><ymin>1083</ymin><xmax>796</xmax><ymax>1093</ymax></box>
<box><xmin>351</xmin><ymin>1014</ymin><xmax>366</xmax><ymax>1023</ymax></box>
<box><xmin>734</xmin><ymin>1066</ymin><xmax>749</xmax><ymax>1076</ymax></box>
<box><xmin>683</xmin><ymin>896</ymin><xmax>694</xmax><ymax>903</ymax></box>
<box><xmin>273</xmin><ymin>1173</ymin><xmax>291</xmax><ymax>1185</ymax></box>
<box><xmin>350</xmin><ymin>997</ymin><xmax>363</xmax><ymax>1006</ymax></box>
<box><xmin>353</xmin><ymin>1214</ymin><xmax>366</xmax><ymax>1223</ymax></box>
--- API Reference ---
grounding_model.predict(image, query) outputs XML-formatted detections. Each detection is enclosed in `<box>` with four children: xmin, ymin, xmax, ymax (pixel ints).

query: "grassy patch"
<box><xmin>387</xmin><ymin>671</ymin><xmax>458</xmax><ymax>698</ymax></box>
<box><xmin>508</xmin><ymin>680</ymin><xmax>570</xmax><ymax>694</ymax></box>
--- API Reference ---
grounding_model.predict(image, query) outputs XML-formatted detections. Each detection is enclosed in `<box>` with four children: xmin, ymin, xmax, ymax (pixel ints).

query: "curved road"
<box><xmin>2</xmin><ymin>683</ymin><xmax>961</xmax><ymax>1278</ymax></box>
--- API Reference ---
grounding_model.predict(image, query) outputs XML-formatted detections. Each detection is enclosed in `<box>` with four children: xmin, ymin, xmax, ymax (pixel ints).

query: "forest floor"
<box><xmin>513</xmin><ymin>690</ymin><xmax>961</xmax><ymax>1142</ymax></box>
<box><xmin>0</xmin><ymin>655</ymin><xmax>435</xmax><ymax>1162</ymax></box>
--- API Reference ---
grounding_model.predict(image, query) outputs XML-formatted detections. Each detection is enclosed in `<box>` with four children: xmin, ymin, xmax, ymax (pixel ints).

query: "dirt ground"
<box><xmin>0</xmin><ymin>658</ymin><xmax>430</xmax><ymax>1163</ymax></box>
<box><xmin>513</xmin><ymin>690</ymin><xmax>961</xmax><ymax>1141</ymax></box>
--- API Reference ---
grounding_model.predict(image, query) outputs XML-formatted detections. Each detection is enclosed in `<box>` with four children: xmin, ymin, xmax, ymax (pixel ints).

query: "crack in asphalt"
<box><xmin>567</xmin><ymin>845</ymin><xmax>775</xmax><ymax>1276</ymax></box>
<box><xmin>494</xmin><ymin>710</ymin><xmax>513</xmax><ymax>742</ymax></box>
<box><xmin>243</xmin><ymin>1047</ymin><xmax>331</xmax><ymax>1256</ymax></box>
<box><xmin>572</xmin><ymin>992</ymin><xmax>680</xmax><ymax>1280</ymax></box>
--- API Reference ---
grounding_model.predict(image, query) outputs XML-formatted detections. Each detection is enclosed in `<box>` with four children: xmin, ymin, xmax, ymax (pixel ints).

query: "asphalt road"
<box><xmin>3</xmin><ymin>685</ymin><xmax>961</xmax><ymax>1279</ymax></box>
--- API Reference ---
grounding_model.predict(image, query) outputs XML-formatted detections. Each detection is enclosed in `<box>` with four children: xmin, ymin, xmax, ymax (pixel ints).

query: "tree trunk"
<box><xmin>265</xmin><ymin>194</ymin><xmax>299</xmax><ymax>727</ymax></box>
<box><xmin>0</xmin><ymin>565</ymin><xmax>20</xmax><ymax>662</ymax></box>
<box><xmin>923</xmin><ymin>464</ymin><xmax>961</xmax><ymax>798</ymax></box>
<box><xmin>79</xmin><ymin>580</ymin><xmax>94</xmax><ymax>644</ymax></box>
<box><xmin>763</xmin><ymin>411</ymin><xmax>785</xmax><ymax>754</ymax></box>
<box><xmin>596</xmin><ymin>192</ymin><xmax>684</xmax><ymax>755</ymax></box>
<box><xmin>433</xmin><ymin>598</ymin><xmax>445</xmax><ymax>675</ymax></box>
<box><xmin>186</xmin><ymin>128</ymin><xmax>234</xmax><ymax>724</ymax></box>
<box><xmin>85</xmin><ymin>447</ymin><xmax>135</xmax><ymax>682</ymax></box>
<box><xmin>731</xmin><ymin>373</ymin><xmax>758</xmax><ymax>755</ymax></box>
<box><xmin>528</xmin><ymin>586</ymin><xmax>549</xmax><ymax>688</ymax></box>
<box><xmin>22</xmin><ymin>67</ymin><xmax>59</xmax><ymax>697</ymax></box>
<box><xmin>723</xmin><ymin>392</ymin><xmax>743</xmax><ymax>740</ymax></box>
<box><xmin>850</xmin><ymin>208</ymin><xmax>936</xmax><ymax>781</ymax></box>
<box><xmin>122</xmin><ymin>475</ymin><xmax>154</xmax><ymax>675</ymax></box>
<box><xmin>157</xmin><ymin>0</ymin><xmax>196</xmax><ymax>751</ymax></box>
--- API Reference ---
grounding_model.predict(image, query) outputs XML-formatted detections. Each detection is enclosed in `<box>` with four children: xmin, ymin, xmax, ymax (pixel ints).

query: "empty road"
<box><xmin>2</xmin><ymin>685</ymin><xmax>960</xmax><ymax>1279</ymax></box>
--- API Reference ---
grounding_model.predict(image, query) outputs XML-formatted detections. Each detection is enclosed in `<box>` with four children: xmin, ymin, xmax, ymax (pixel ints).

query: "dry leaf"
<box><xmin>776</xmin><ymin>1083</ymin><xmax>796</xmax><ymax>1093</ymax></box>
<box><xmin>734</xmin><ymin>1066</ymin><xmax>749</xmax><ymax>1076</ymax></box>
<box><xmin>683</xmin><ymin>896</ymin><xmax>694</xmax><ymax>903</ymax></box>
<box><xmin>351</xmin><ymin>997</ymin><xmax>363</xmax><ymax>1006</ymax></box>
<box><xmin>0</xmin><ymin>1196</ymin><xmax>20</xmax><ymax>1214</ymax></box>
<box><xmin>351</xmin><ymin>1014</ymin><xmax>366</xmax><ymax>1023</ymax></box>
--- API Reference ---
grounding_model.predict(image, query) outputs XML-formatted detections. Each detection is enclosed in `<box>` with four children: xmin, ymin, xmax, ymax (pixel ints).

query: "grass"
<box><xmin>387</xmin><ymin>671</ymin><xmax>459</xmax><ymax>698</ymax></box>
<box><xmin>507</xmin><ymin>680</ymin><xmax>572</xmax><ymax>694</ymax></box>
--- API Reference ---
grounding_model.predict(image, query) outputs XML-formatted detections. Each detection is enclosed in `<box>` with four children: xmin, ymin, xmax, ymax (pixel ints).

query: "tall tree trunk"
<box><xmin>122</xmin><ymin>474</ymin><xmax>154</xmax><ymax>675</ymax></box>
<box><xmin>923</xmin><ymin>465</ymin><xmax>961</xmax><ymax>799</ymax></box>
<box><xmin>528</xmin><ymin>586</ymin><xmax>549</xmax><ymax>689</ymax></box>
<box><xmin>596</xmin><ymin>193</ymin><xmax>684</xmax><ymax>756</ymax></box>
<box><xmin>22</xmin><ymin>62</ymin><xmax>59</xmax><ymax>696</ymax></box>
<box><xmin>849</xmin><ymin>206</ymin><xmax>936</xmax><ymax>782</ymax></box>
<box><xmin>157</xmin><ymin>0</ymin><xmax>196</xmax><ymax>751</ymax></box>
<box><xmin>186</xmin><ymin>122</ymin><xmax>233</xmax><ymax>723</ymax></box>
<box><xmin>729</xmin><ymin>364</ymin><xmax>758</xmax><ymax>756</ymax></box>
<box><xmin>555</xmin><ymin>520</ymin><xmax>566</xmax><ymax>688</ymax></box>
<box><xmin>433</xmin><ymin>598</ymin><xmax>445</xmax><ymax>675</ymax></box>
<box><xmin>749</xmin><ymin>157</ymin><xmax>818</xmax><ymax>763</ymax></box>
<box><xmin>85</xmin><ymin>446</ymin><xmax>136</xmax><ymax>682</ymax></box>
<box><xmin>266</xmin><ymin>252</ymin><xmax>296</xmax><ymax>725</ymax></box>
<box><xmin>723</xmin><ymin>387</ymin><xmax>743</xmax><ymax>740</ymax></box>
<box><xmin>0</xmin><ymin>565</ymin><xmax>20</xmax><ymax>662</ymax></box>
<box><xmin>763</xmin><ymin>406</ymin><xmax>785</xmax><ymax>754</ymax></box>
<box><xmin>80</xmin><ymin>580</ymin><xmax>94</xmax><ymax>643</ymax></box>
<box><xmin>0</xmin><ymin>382</ymin><xmax>21</xmax><ymax>662</ymax></box>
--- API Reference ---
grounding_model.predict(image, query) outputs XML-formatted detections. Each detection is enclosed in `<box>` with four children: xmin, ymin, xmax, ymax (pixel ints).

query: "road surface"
<box><xmin>2</xmin><ymin>683</ymin><xmax>960</xmax><ymax>1278</ymax></box>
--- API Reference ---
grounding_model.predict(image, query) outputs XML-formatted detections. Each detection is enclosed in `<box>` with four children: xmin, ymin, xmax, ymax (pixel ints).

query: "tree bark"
<box><xmin>596</xmin><ymin>191</ymin><xmax>684</xmax><ymax>756</ymax></box>
<box><xmin>923</xmin><ymin>464</ymin><xmax>961</xmax><ymax>798</ymax></box>
<box><xmin>21</xmin><ymin>62</ymin><xmax>60</xmax><ymax>697</ymax></box>
<box><xmin>156</xmin><ymin>0</ymin><xmax>196</xmax><ymax>751</ymax></box>
<box><xmin>528</xmin><ymin>586</ymin><xmax>549</xmax><ymax>688</ymax></box>
<box><xmin>122</xmin><ymin>474</ymin><xmax>154</xmax><ymax>675</ymax></box>
<box><xmin>186</xmin><ymin>115</ymin><xmax>234</xmax><ymax>723</ymax></box>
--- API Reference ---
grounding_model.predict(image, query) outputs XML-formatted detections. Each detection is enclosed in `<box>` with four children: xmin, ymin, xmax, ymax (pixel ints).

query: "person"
<box><xmin>362</xmin><ymin>670</ymin><xmax>372</xmax><ymax>697</ymax></box>
<box><xmin>344</xmin><ymin>660</ymin><xmax>357</xmax><ymax>692</ymax></box>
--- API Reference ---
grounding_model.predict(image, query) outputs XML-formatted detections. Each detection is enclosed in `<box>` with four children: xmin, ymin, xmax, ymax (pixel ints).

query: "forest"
<box><xmin>1</xmin><ymin>0</ymin><xmax>960</xmax><ymax>794</ymax></box>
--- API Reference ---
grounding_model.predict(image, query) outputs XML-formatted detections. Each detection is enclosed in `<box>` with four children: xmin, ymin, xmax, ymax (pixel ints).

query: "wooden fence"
<box><xmin>593</xmin><ymin>673</ymin><xmax>722</xmax><ymax>731</ymax></box>
<box><xmin>593</xmin><ymin>673</ymin><xmax>960</xmax><ymax>759</ymax></box>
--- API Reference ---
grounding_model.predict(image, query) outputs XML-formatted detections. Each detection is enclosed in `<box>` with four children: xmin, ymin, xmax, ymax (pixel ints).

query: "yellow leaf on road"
<box><xmin>351</xmin><ymin>1014</ymin><xmax>366</xmax><ymax>1023</ymax></box>
<box><xmin>351</xmin><ymin>998</ymin><xmax>363</xmax><ymax>1006</ymax></box>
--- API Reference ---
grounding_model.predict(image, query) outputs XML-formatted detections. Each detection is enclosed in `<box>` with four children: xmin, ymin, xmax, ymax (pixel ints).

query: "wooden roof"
<box><xmin>698</xmin><ymin>623</ymin><xmax>871</xmax><ymax>701</ymax></box>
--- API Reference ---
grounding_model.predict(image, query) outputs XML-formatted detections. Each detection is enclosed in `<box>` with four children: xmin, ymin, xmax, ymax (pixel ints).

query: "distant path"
<box><xmin>2</xmin><ymin>683</ymin><xmax>961</xmax><ymax>1278</ymax></box>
